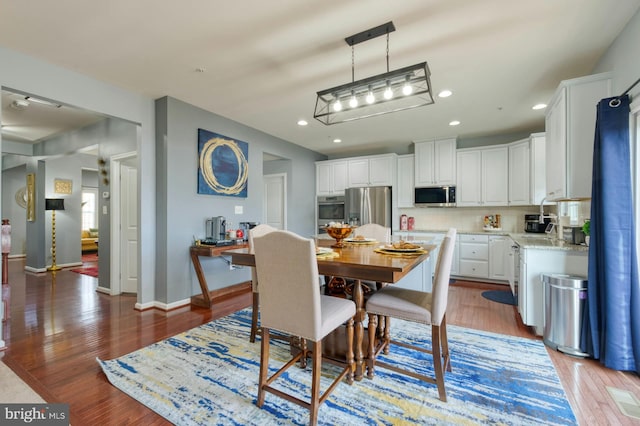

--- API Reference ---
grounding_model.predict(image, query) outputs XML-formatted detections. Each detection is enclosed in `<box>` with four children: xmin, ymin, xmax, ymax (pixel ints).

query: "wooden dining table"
<box><xmin>223</xmin><ymin>237</ymin><xmax>436</xmax><ymax>380</ymax></box>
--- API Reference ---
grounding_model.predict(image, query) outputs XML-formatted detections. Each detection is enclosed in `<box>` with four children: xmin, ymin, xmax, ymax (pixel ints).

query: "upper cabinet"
<box><xmin>508</xmin><ymin>133</ymin><xmax>547</xmax><ymax>206</ymax></box>
<box><xmin>508</xmin><ymin>138</ymin><xmax>530</xmax><ymax>205</ymax></box>
<box><xmin>316</xmin><ymin>160</ymin><xmax>347</xmax><ymax>196</ymax></box>
<box><xmin>414</xmin><ymin>138</ymin><xmax>456</xmax><ymax>187</ymax></box>
<box><xmin>545</xmin><ymin>73</ymin><xmax>611</xmax><ymax>201</ymax></box>
<box><xmin>397</xmin><ymin>154</ymin><xmax>415</xmax><ymax>208</ymax></box>
<box><xmin>529</xmin><ymin>133</ymin><xmax>547</xmax><ymax>205</ymax></box>
<box><xmin>456</xmin><ymin>146</ymin><xmax>508</xmax><ymax>206</ymax></box>
<box><xmin>347</xmin><ymin>154</ymin><xmax>396</xmax><ymax>188</ymax></box>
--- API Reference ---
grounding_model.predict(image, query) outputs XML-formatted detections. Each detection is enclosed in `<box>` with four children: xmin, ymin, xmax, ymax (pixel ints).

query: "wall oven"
<box><xmin>317</xmin><ymin>195</ymin><xmax>346</xmax><ymax>232</ymax></box>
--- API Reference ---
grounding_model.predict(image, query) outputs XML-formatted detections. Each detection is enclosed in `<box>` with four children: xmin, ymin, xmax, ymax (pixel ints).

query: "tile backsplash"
<box><xmin>398</xmin><ymin>205</ymin><xmax>560</xmax><ymax>233</ymax></box>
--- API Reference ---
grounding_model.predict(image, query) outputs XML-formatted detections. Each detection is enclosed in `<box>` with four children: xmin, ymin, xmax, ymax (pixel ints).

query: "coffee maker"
<box><xmin>206</xmin><ymin>216</ymin><xmax>227</xmax><ymax>241</ymax></box>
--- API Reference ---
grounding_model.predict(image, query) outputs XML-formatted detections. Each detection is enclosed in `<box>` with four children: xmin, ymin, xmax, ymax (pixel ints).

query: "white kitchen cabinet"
<box><xmin>482</xmin><ymin>146</ymin><xmax>509</xmax><ymax>206</ymax></box>
<box><xmin>529</xmin><ymin>133</ymin><xmax>547</xmax><ymax>205</ymax></box>
<box><xmin>347</xmin><ymin>154</ymin><xmax>396</xmax><ymax>188</ymax></box>
<box><xmin>397</xmin><ymin>154</ymin><xmax>414</xmax><ymax>207</ymax></box>
<box><xmin>458</xmin><ymin>234</ymin><xmax>489</xmax><ymax>278</ymax></box>
<box><xmin>508</xmin><ymin>133</ymin><xmax>547</xmax><ymax>206</ymax></box>
<box><xmin>316</xmin><ymin>160</ymin><xmax>348</xmax><ymax>196</ymax></box>
<box><xmin>456</xmin><ymin>146</ymin><xmax>508</xmax><ymax>206</ymax></box>
<box><xmin>414</xmin><ymin>138</ymin><xmax>456</xmax><ymax>187</ymax></box>
<box><xmin>519</xmin><ymin>247</ymin><xmax>588</xmax><ymax>335</ymax></box>
<box><xmin>456</xmin><ymin>150</ymin><xmax>482</xmax><ymax>205</ymax></box>
<box><xmin>450</xmin><ymin>234</ymin><xmax>459</xmax><ymax>276</ymax></box>
<box><xmin>508</xmin><ymin>139</ymin><xmax>530</xmax><ymax>205</ymax></box>
<box><xmin>488</xmin><ymin>235</ymin><xmax>509</xmax><ymax>280</ymax></box>
<box><xmin>545</xmin><ymin>72</ymin><xmax>611</xmax><ymax>201</ymax></box>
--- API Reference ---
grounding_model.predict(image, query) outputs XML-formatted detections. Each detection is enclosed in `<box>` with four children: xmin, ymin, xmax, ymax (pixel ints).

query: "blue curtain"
<box><xmin>584</xmin><ymin>94</ymin><xmax>640</xmax><ymax>372</ymax></box>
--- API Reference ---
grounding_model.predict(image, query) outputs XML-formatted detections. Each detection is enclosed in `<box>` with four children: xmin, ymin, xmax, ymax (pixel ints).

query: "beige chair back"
<box><xmin>248</xmin><ymin>224</ymin><xmax>277</xmax><ymax>292</ymax></box>
<box><xmin>253</xmin><ymin>230</ymin><xmax>322</xmax><ymax>341</ymax></box>
<box><xmin>430</xmin><ymin>228</ymin><xmax>457</xmax><ymax>325</ymax></box>
<box><xmin>354</xmin><ymin>223</ymin><xmax>390</xmax><ymax>243</ymax></box>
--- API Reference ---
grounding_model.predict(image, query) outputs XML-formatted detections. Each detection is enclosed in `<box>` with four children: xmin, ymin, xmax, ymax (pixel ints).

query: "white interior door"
<box><xmin>263</xmin><ymin>173</ymin><xmax>286</xmax><ymax>230</ymax></box>
<box><xmin>120</xmin><ymin>163</ymin><xmax>138</xmax><ymax>293</ymax></box>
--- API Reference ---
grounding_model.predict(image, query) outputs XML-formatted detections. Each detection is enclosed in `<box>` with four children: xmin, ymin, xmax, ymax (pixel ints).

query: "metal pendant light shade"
<box><xmin>314</xmin><ymin>22</ymin><xmax>435</xmax><ymax>125</ymax></box>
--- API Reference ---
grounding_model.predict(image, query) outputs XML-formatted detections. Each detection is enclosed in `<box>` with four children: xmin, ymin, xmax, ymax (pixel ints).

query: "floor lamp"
<box><xmin>46</xmin><ymin>198</ymin><xmax>65</xmax><ymax>272</ymax></box>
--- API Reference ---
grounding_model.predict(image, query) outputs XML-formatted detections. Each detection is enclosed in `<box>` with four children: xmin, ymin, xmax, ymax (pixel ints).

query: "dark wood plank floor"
<box><xmin>1</xmin><ymin>258</ymin><xmax>639</xmax><ymax>425</ymax></box>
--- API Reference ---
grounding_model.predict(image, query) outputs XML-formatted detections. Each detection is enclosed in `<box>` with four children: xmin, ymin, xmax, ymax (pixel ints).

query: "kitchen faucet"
<box><xmin>539</xmin><ymin>197</ymin><xmax>557</xmax><ymax>224</ymax></box>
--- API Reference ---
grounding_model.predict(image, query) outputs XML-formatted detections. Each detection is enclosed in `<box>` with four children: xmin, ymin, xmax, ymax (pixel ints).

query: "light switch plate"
<box><xmin>235</xmin><ymin>205</ymin><xmax>243</xmax><ymax>214</ymax></box>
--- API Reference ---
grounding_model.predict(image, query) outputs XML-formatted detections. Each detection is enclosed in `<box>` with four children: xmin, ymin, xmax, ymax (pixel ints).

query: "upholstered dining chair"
<box><xmin>364</xmin><ymin>228</ymin><xmax>457</xmax><ymax>402</ymax></box>
<box><xmin>248</xmin><ymin>224</ymin><xmax>277</xmax><ymax>343</ymax></box>
<box><xmin>353</xmin><ymin>222</ymin><xmax>391</xmax><ymax>244</ymax></box>
<box><xmin>253</xmin><ymin>230</ymin><xmax>356</xmax><ymax>425</ymax></box>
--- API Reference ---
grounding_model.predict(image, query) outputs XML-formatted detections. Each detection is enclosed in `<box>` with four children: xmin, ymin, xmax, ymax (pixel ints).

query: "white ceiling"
<box><xmin>1</xmin><ymin>0</ymin><xmax>639</xmax><ymax>156</ymax></box>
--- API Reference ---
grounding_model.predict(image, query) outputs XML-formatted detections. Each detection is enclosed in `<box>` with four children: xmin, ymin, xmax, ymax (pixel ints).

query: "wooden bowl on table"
<box><xmin>325</xmin><ymin>225</ymin><xmax>356</xmax><ymax>248</ymax></box>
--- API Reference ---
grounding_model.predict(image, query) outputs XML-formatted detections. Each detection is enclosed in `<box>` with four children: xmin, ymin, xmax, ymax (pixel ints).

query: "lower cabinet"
<box><xmin>458</xmin><ymin>234</ymin><xmax>489</xmax><ymax>278</ymax></box>
<box><xmin>394</xmin><ymin>259</ymin><xmax>432</xmax><ymax>292</ymax></box>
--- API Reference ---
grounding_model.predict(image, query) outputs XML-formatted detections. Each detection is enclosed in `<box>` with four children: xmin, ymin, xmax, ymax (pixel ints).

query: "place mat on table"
<box><xmin>374</xmin><ymin>247</ymin><xmax>428</xmax><ymax>256</ymax></box>
<box><xmin>316</xmin><ymin>248</ymin><xmax>339</xmax><ymax>259</ymax></box>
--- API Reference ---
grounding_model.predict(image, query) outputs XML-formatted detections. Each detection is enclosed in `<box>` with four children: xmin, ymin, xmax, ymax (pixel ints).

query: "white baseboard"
<box><xmin>135</xmin><ymin>298</ymin><xmax>190</xmax><ymax>311</ymax></box>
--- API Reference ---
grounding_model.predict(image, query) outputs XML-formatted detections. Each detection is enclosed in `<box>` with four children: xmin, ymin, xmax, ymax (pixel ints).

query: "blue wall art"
<box><xmin>197</xmin><ymin>129</ymin><xmax>249</xmax><ymax>197</ymax></box>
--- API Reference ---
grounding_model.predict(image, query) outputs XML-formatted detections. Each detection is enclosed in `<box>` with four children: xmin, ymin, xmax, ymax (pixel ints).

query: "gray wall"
<box><xmin>0</xmin><ymin>45</ymin><xmax>156</xmax><ymax>305</ymax></box>
<box><xmin>593</xmin><ymin>8</ymin><xmax>640</xmax><ymax>99</ymax></box>
<box><xmin>6</xmin><ymin>119</ymin><xmax>137</xmax><ymax>288</ymax></box>
<box><xmin>155</xmin><ymin>96</ymin><xmax>325</xmax><ymax>305</ymax></box>
<box><xmin>1</xmin><ymin>163</ymin><xmax>27</xmax><ymax>256</ymax></box>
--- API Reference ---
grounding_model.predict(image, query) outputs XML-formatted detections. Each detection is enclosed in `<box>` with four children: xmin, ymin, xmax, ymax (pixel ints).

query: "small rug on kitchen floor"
<box><xmin>70</xmin><ymin>266</ymin><xmax>98</xmax><ymax>278</ymax></box>
<box><xmin>98</xmin><ymin>309</ymin><xmax>576</xmax><ymax>425</ymax></box>
<box><xmin>482</xmin><ymin>289</ymin><xmax>517</xmax><ymax>305</ymax></box>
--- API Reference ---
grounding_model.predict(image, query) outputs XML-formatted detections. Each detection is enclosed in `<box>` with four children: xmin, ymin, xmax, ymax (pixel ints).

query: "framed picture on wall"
<box><xmin>197</xmin><ymin>128</ymin><xmax>249</xmax><ymax>198</ymax></box>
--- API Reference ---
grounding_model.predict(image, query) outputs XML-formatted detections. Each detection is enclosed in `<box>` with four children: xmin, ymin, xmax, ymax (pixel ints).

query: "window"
<box><xmin>82</xmin><ymin>188</ymin><xmax>99</xmax><ymax>230</ymax></box>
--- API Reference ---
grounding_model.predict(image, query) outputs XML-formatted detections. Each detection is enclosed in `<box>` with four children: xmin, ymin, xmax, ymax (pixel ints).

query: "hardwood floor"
<box><xmin>1</xmin><ymin>258</ymin><xmax>639</xmax><ymax>425</ymax></box>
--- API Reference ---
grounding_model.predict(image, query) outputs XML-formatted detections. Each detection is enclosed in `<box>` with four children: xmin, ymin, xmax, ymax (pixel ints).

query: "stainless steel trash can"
<box><xmin>542</xmin><ymin>273</ymin><xmax>590</xmax><ymax>357</ymax></box>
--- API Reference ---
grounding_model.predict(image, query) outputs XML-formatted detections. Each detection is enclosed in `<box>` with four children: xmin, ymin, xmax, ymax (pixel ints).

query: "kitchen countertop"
<box><xmin>394</xmin><ymin>228</ymin><xmax>589</xmax><ymax>252</ymax></box>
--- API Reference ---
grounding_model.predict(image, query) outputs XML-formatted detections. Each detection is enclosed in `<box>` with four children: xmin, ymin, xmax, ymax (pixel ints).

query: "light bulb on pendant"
<box><xmin>402</xmin><ymin>76</ymin><xmax>413</xmax><ymax>96</ymax></box>
<box><xmin>332</xmin><ymin>96</ymin><xmax>342</xmax><ymax>112</ymax></box>
<box><xmin>365</xmin><ymin>86</ymin><xmax>375</xmax><ymax>104</ymax></box>
<box><xmin>349</xmin><ymin>91</ymin><xmax>358</xmax><ymax>108</ymax></box>
<box><xmin>383</xmin><ymin>81</ymin><xmax>393</xmax><ymax>100</ymax></box>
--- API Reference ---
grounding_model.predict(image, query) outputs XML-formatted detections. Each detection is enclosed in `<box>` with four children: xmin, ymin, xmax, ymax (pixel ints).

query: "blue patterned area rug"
<box><xmin>98</xmin><ymin>309</ymin><xmax>577</xmax><ymax>425</ymax></box>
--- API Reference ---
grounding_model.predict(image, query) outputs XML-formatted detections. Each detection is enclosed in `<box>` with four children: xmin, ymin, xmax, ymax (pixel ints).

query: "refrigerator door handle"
<box><xmin>363</xmin><ymin>188</ymin><xmax>372</xmax><ymax>224</ymax></box>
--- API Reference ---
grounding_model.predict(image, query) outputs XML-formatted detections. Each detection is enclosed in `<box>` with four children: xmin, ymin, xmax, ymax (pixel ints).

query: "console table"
<box><xmin>189</xmin><ymin>243</ymin><xmax>249</xmax><ymax>308</ymax></box>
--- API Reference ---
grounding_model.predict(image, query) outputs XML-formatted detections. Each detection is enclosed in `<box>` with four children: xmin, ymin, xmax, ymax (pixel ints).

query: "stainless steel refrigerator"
<box><xmin>344</xmin><ymin>186</ymin><xmax>392</xmax><ymax>227</ymax></box>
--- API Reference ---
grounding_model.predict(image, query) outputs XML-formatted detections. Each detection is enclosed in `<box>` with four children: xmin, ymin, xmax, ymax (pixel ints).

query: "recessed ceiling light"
<box><xmin>438</xmin><ymin>90</ymin><xmax>452</xmax><ymax>98</ymax></box>
<box><xmin>297</xmin><ymin>119</ymin><xmax>308</xmax><ymax>126</ymax></box>
<box><xmin>333</xmin><ymin>138</ymin><xmax>342</xmax><ymax>143</ymax></box>
<box><xmin>449</xmin><ymin>120</ymin><xmax>460</xmax><ymax>126</ymax></box>
<box><xmin>532</xmin><ymin>103</ymin><xmax>547</xmax><ymax>110</ymax></box>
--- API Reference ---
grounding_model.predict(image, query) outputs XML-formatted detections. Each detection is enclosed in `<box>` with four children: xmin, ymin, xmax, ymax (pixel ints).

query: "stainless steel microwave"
<box><xmin>414</xmin><ymin>186</ymin><xmax>456</xmax><ymax>207</ymax></box>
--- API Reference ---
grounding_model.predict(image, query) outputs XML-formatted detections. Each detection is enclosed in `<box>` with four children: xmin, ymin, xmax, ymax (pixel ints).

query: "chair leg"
<box><xmin>366</xmin><ymin>313</ymin><xmax>378</xmax><ymax>379</ymax></box>
<box><xmin>309</xmin><ymin>340</ymin><xmax>322</xmax><ymax>426</ymax></box>
<box><xmin>250</xmin><ymin>292</ymin><xmax>260</xmax><ymax>343</ymax></box>
<box><xmin>431</xmin><ymin>324</ymin><xmax>447</xmax><ymax>402</ymax></box>
<box><xmin>300</xmin><ymin>338</ymin><xmax>308</xmax><ymax>369</ymax></box>
<box><xmin>441</xmin><ymin>315</ymin><xmax>452</xmax><ymax>372</ymax></box>
<box><xmin>383</xmin><ymin>316</ymin><xmax>390</xmax><ymax>355</ymax></box>
<box><xmin>345</xmin><ymin>317</ymin><xmax>354</xmax><ymax>384</ymax></box>
<box><xmin>257</xmin><ymin>328</ymin><xmax>270</xmax><ymax>407</ymax></box>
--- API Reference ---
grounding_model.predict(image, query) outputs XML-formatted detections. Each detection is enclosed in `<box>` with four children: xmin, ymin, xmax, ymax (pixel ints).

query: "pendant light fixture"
<box><xmin>314</xmin><ymin>21</ymin><xmax>434</xmax><ymax>125</ymax></box>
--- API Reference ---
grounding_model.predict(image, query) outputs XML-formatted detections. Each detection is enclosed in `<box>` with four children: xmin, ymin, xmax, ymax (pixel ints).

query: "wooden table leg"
<box><xmin>190</xmin><ymin>250</ymin><xmax>212</xmax><ymax>308</ymax></box>
<box><xmin>352</xmin><ymin>279</ymin><xmax>365</xmax><ymax>381</ymax></box>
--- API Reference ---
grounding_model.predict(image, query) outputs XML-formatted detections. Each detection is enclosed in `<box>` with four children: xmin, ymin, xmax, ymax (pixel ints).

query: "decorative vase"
<box><xmin>585</xmin><ymin>236</ymin><xmax>590</xmax><ymax>246</ymax></box>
